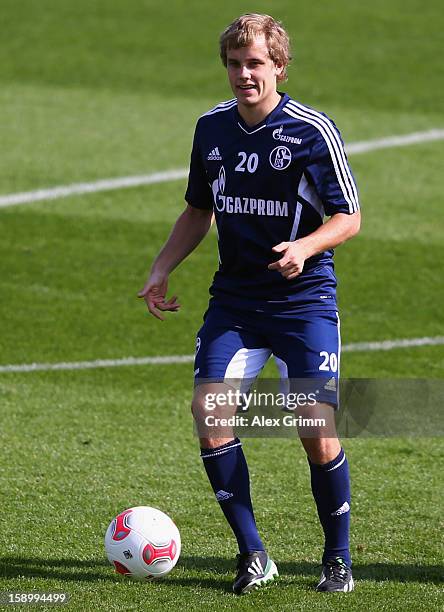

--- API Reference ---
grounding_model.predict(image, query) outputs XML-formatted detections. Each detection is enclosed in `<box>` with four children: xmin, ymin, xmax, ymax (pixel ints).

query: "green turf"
<box><xmin>0</xmin><ymin>370</ymin><xmax>442</xmax><ymax>610</ymax></box>
<box><xmin>0</xmin><ymin>0</ymin><xmax>443</xmax><ymax>610</ymax></box>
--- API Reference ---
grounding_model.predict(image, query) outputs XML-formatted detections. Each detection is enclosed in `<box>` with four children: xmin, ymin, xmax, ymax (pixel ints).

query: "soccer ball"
<box><xmin>104</xmin><ymin>506</ymin><xmax>181</xmax><ymax>579</ymax></box>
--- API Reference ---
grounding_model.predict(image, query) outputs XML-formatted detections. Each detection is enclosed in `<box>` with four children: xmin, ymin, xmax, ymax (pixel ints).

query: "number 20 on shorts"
<box><xmin>319</xmin><ymin>351</ymin><xmax>338</xmax><ymax>372</ymax></box>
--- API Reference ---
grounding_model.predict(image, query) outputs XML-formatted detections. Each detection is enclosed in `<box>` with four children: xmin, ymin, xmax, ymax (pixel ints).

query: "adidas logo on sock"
<box><xmin>207</xmin><ymin>146</ymin><xmax>222</xmax><ymax>160</ymax></box>
<box><xmin>215</xmin><ymin>489</ymin><xmax>233</xmax><ymax>501</ymax></box>
<box><xmin>331</xmin><ymin>501</ymin><xmax>350</xmax><ymax>516</ymax></box>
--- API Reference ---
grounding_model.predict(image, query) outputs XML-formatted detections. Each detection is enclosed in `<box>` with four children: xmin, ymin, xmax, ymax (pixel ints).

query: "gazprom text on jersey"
<box><xmin>215</xmin><ymin>196</ymin><xmax>288</xmax><ymax>216</ymax></box>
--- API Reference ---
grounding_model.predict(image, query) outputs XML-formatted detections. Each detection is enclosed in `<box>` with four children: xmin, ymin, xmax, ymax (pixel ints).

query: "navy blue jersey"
<box><xmin>185</xmin><ymin>93</ymin><xmax>359</xmax><ymax>313</ymax></box>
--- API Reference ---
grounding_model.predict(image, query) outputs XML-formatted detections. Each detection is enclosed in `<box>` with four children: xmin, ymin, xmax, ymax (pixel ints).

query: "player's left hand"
<box><xmin>268</xmin><ymin>241</ymin><xmax>308</xmax><ymax>280</ymax></box>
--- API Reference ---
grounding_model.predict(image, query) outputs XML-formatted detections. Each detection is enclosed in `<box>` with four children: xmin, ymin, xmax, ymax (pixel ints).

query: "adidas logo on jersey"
<box><xmin>215</xmin><ymin>489</ymin><xmax>233</xmax><ymax>501</ymax></box>
<box><xmin>207</xmin><ymin>147</ymin><xmax>222</xmax><ymax>160</ymax></box>
<box><xmin>331</xmin><ymin>501</ymin><xmax>350</xmax><ymax>516</ymax></box>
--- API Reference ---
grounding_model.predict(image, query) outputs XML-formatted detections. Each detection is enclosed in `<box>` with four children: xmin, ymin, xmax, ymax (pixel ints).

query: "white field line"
<box><xmin>0</xmin><ymin>169</ymin><xmax>188</xmax><ymax>208</ymax></box>
<box><xmin>345</xmin><ymin>128</ymin><xmax>444</xmax><ymax>154</ymax></box>
<box><xmin>1</xmin><ymin>129</ymin><xmax>443</xmax><ymax>209</ymax></box>
<box><xmin>1</xmin><ymin>336</ymin><xmax>443</xmax><ymax>373</ymax></box>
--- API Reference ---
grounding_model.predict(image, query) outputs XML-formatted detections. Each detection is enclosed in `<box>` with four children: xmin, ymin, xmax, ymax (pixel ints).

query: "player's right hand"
<box><xmin>137</xmin><ymin>272</ymin><xmax>180</xmax><ymax>321</ymax></box>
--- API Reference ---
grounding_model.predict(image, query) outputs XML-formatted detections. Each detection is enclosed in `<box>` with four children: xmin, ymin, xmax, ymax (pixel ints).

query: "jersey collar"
<box><xmin>235</xmin><ymin>92</ymin><xmax>289</xmax><ymax>135</ymax></box>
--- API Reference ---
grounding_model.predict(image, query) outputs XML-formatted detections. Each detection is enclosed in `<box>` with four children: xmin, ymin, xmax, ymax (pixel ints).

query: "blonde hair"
<box><xmin>219</xmin><ymin>13</ymin><xmax>292</xmax><ymax>82</ymax></box>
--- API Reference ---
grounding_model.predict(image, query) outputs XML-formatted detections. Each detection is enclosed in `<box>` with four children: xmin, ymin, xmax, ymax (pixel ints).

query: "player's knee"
<box><xmin>191</xmin><ymin>397</ymin><xmax>206</xmax><ymax>421</ymax></box>
<box><xmin>301</xmin><ymin>436</ymin><xmax>341</xmax><ymax>464</ymax></box>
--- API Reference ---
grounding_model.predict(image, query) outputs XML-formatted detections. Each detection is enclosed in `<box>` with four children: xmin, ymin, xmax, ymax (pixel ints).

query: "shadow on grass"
<box><xmin>0</xmin><ymin>557</ymin><xmax>114</xmax><ymax>583</ymax></box>
<box><xmin>0</xmin><ymin>556</ymin><xmax>229</xmax><ymax>592</ymax></box>
<box><xmin>0</xmin><ymin>556</ymin><xmax>442</xmax><ymax>591</ymax></box>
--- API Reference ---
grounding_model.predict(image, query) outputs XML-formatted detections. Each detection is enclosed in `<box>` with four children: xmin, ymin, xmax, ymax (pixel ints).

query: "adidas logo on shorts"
<box><xmin>207</xmin><ymin>147</ymin><xmax>222</xmax><ymax>160</ymax></box>
<box><xmin>324</xmin><ymin>377</ymin><xmax>337</xmax><ymax>391</ymax></box>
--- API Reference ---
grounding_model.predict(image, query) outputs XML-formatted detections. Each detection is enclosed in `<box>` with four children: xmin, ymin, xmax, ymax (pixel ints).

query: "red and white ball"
<box><xmin>105</xmin><ymin>506</ymin><xmax>181</xmax><ymax>579</ymax></box>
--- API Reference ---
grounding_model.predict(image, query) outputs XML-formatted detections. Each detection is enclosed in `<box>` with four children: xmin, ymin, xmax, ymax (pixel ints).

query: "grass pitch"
<box><xmin>0</xmin><ymin>1</ymin><xmax>443</xmax><ymax>610</ymax></box>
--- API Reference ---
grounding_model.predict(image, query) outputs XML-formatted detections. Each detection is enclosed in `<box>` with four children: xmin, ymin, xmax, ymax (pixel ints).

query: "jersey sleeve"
<box><xmin>305</xmin><ymin>124</ymin><xmax>360</xmax><ymax>216</ymax></box>
<box><xmin>184</xmin><ymin>121</ymin><xmax>213</xmax><ymax>210</ymax></box>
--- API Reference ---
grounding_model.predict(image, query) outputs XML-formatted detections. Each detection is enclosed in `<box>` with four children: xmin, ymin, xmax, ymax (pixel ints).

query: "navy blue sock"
<box><xmin>201</xmin><ymin>438</ymin><xmax>264</xmax><ymax>553</ymax></box>
<box><xmin>309</xmin><ymin>448</ymin><xmax>351</xmax><ymax>566</ymax></box>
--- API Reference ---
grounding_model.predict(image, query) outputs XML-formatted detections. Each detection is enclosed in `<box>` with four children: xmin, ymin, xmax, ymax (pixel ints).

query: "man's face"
<box><xmin>226</xmin><ymin>35</ymin><xmax>283</xmax><ymax>108</ymax></box>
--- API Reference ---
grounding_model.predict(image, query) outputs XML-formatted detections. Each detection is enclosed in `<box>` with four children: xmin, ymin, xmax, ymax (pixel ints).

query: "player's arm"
<box><xmin>138</xmin><ymin>205</ymin><xmax>213</xmax><ymax>320</ymax></box>
<box><xmin>139</xmin><ymin>118</ymin><xmax>215</xmax><ymax>319</ymax></box>
<box><xmin>269</xmin><ymin>124</ymin><xmax>361</xmax><ymax>280</ymax></box>
<box><xmin>268</xmin><ymin>211</ymin><xmax>360</xmax><ymax>279</ymax></box>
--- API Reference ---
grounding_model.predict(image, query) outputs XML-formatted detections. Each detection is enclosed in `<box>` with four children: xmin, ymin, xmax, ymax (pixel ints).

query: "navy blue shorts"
<box><xmin>194</xmin><ymin>304</ymin><xmax>341</xmax><ymax>405</ymax></box>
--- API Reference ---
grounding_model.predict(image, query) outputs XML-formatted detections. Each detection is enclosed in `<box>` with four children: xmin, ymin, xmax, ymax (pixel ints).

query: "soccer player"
<box><xmin>139</xmin><ymin>13</ymin><xmax>360</xmax><ymax>595</ymax></box>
